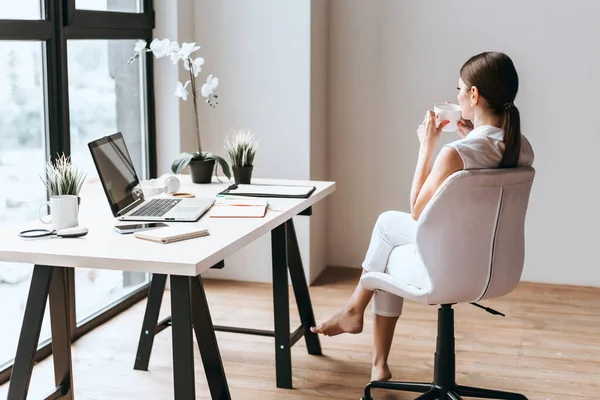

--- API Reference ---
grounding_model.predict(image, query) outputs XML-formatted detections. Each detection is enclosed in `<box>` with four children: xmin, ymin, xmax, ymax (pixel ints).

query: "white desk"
<box><xmin>0</xmin><ymin>176</ymin><xmax>335</xmax><ymax>400</ymax></box>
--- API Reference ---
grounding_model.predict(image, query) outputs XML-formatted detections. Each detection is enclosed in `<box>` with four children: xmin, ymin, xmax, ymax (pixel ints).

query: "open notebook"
<box><xmin>210</xmin><ymin>197</ymin><xmax>268</xmax><ymax>218</ymax></box>
<box><xmin>134</xmin><ymin>225</ymin><xmax>210</xmax><ymax>244</ymax></box>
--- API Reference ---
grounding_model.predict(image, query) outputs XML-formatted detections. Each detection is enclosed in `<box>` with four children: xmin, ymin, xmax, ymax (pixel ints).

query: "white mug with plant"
<box><xmin>128</xmin><ymin>38</ymin><xmax>231</xmax><ymax>184</ymax></box>
<box><xmin>224</xmin><ymin>130</ymin><xmax>259</xmax><ymax>184</ymax></box>
<box><xmin>39</xmin><ymin>154</ymin><xmax>86</xmax><ymax>198</ymax></box>
<box><xmin>38</xmin><ymin>154</ymin><xmax>86</xmax><ymax>231</ymax></box>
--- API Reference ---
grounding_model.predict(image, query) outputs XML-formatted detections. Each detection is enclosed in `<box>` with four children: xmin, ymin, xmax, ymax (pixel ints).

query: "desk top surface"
<box><xmin>0</xmin><ymin>176</ymin><xmax>335</xmax><ymax>276</ymax></box>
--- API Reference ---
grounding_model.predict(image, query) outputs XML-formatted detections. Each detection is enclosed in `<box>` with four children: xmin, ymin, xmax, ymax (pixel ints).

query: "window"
<box><xmin>76</xmin><ymin>0</ymin><xmax>143</xmax><ymax>13</ymax></box>
<box><xmin>0</xmin><ymin>40</ymin><xmax>51</xmax><ymax>369</ymax></box>
<box><xmin>67</xmin><ymin>38</ymin><xmax>151</xmax><ymax>322</ymax></box>
<box><xmin>0</xmin><ymin>0</ymin><xmax>155</xmax><ymax>384</ymax></box>
<box><xmin>0</xmin><ymin>0</ymin><xmax>43</xmax><ymax>19</ymax></box>
<box><xmin>68</xmin><ymin>39</ymin><xmax>148</xmax><ymax>181</ymax></box>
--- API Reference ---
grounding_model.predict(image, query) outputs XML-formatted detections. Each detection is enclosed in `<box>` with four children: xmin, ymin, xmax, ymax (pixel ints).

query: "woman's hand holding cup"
<box><xmin>417</xmin><ymin>110</ymin><xmax>448</xmax><ymax>150</ymax></box>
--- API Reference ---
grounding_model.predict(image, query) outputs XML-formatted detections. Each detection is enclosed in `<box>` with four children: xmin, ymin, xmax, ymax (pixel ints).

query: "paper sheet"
<box><xmin>210</xmin><ymin>198</ymin><xmax>268</xmax><ymax>218</ymax></box>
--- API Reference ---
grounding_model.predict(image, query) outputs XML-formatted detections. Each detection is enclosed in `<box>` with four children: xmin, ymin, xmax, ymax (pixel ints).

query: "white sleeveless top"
<box><xmin>444</xmin><ymin>125</ymin><xmax>534</xmax><ymax>169</ymax></box>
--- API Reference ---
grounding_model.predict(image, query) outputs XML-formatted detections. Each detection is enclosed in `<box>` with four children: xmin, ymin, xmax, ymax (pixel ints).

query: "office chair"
<box><xmin>360</xmin><ymin>167</ymin><xmax>535</xmax><ymax>400</ymax></box>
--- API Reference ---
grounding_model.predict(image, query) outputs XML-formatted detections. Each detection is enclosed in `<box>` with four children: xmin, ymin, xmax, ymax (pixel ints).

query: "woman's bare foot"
<box><xmin>310</xmin><ymin>307</ymin><xmax>364</xmax><ymax>336</ymax></box>
<box><xmin>371</xmin><ymin>364</ymin><xmax>392</xmax><ymax>382</ymax></box>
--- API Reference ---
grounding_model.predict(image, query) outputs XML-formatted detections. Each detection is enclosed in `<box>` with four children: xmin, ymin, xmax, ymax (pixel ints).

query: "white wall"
<box><xmin>154</xmin><ymin>0</ymin><xmax>196</xmax><ymax>176</ymax></box>
<box><xmin>193</xmin><ymin>0</ymin><xmax>312</xmax><ymax>181</ymax></box>
<box><xmin>328</xmin><ymin>0</ymin><xmax>600</xmax><ymax>287</ymax></box>
<box><xmin>154</xmin><ymin>0</ymin><xmax>328</xmax><ymax>283</ymax></box>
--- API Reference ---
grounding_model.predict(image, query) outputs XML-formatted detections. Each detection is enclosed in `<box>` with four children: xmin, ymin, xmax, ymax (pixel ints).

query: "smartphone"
<box><xmin>114</xmin><ymin>222</ymin><xmax>168</xmax><ymax>234</ymax></box>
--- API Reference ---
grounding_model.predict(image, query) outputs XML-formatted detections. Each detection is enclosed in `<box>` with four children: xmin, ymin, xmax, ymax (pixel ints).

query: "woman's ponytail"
<box><xmin>460</xmin><ymin>52</ymin><xmax>522</xmax><ymax>168</ymax></box>
<box><xmin>499</xmin><ymin>104</ymin><xmax>521</xmax><ymax>168</ymax></box>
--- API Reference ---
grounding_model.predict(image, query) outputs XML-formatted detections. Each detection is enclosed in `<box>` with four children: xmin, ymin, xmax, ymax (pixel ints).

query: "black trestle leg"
<box><xmin>169</xmin><ymin>275</ymin><xmax>196</xmax><ymax>400</ymax></box>
<box><xmin>190</xmin><ymin>275</ymin><xmax>230</xmax><ymax>400</ymax></box>
<box><xmin>134</xmin><ymin>262</ymin><xmax>223</xmax><ymax>371</ymax></box>
<box><xmin>48</xmin><ymin>267</ymin><xmax>74</xmax><ymax>400</ymax></box>
<box><xmin>7</xmin><ymin>265</ymin><xmax>75</xmax><ymax>400</ymax></box>
<box><xmin>285</xmin><ymin>219</ymin><xmax>322</xmax><ymax>356</ymax></box>
<box><xmin>134</xmin><ymin>273</ymin><xmax>167</xmax><ymax>371</ymax></box>
<box><xmin>272</xmin><ymin>222</ymin><xmax>293</xmax><ymax>389</ymax></box>
<box><xmin>7</xmin><ymin>265</ymin><xmax>54</xmax><ymax>400</ymax></box>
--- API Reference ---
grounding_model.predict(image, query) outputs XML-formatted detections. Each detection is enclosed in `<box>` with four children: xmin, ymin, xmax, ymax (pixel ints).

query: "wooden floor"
<box><xmin>2</xmin><ymin>267</ymin><xmax>600</xmax><ymax>399</ymax></box>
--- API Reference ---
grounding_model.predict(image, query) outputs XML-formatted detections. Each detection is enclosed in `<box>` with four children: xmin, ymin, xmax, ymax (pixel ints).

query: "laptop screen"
<box><xmin>88</xmin><ymin>132</ymin><xmax>141</xmax><ymax>217</ymax></box>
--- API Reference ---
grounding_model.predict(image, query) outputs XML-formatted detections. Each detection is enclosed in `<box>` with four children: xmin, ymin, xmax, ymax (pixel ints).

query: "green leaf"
<box><xmin>205</xmin><ymin>153</ymin><xmax>231</xmax><ymax>182</ymax></box>
<box><xmin>171</xmin><ymin>152</ymin><xmax>199</xmax><ymax>174</ymax></box>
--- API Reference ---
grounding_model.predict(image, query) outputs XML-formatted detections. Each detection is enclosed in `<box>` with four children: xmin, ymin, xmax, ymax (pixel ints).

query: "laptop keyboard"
<box><xmin>130</xmin><ymin>198</ymin><xmax>182</xmax><ymax>217</ymax></box>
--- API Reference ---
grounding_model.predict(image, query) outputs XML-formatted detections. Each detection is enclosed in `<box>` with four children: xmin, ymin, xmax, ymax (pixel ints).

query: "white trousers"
<box><xmin>362</xmin><ymin>211</ymin><xmax>418</xmax><ymax>317</ymax></box>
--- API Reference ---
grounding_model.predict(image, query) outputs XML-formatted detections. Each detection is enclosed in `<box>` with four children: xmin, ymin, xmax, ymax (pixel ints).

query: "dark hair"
<box><xmin>460</xmin><ymin>52</ymin><xmax>521</xmax><ymax>168</ymax></box>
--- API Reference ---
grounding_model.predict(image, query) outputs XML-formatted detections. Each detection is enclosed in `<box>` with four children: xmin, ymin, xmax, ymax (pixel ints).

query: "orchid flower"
<box><xmin>184</xmin><ymin>57</ymin><xmax>205</xmax><ymax>77</ymax></box>
<box><xmin>169</xmin><ymin>42</ymin><xmax>181</xmax><ymax>64</ymax></box>
<box><xmin>149</xmin><ymin>38</ymin><xmax>170</xmax><ymax>59</ymax></box>
<box><xmin>127</xmin><ymin>39</ymin><xmax>148</xmax><ymax>63</ymax></box>
<box><xmin>179</xmin><ymin>42</ymin><xmax>201</xmax><ymax>59</ymax></box>
<box><xmin>134</xmin><ymin>40</ymin><xmax>147</xmax><ymax>54</ymax></box>
<box><xmin>174</xmin><ymin>80</ymin><xmax>191</xmax><ymax>100</ymax></box>
<box><xmin>201</xmin><ymin>74</ymin><xmax>219</xmax><ymax>98</ymax></box>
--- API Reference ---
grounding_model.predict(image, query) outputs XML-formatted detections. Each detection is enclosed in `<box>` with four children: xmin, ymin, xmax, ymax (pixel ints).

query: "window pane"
<box><xmin>0</xmin><ymin>0</ymin><xmax>42</xmax><ymax>19</ymax></box>
<box><xmin>76</xmin><ymin>0</ymin><xmax>142</xmax><ymax>13</ymax></box>
<box><xmin>0</xmin><ymin>41</ymin><xmax>50</xmax><ymax>367</ymax></box>
<box><xmin>67</xmin><ymin>39</ymin><xmax>149</xmax><ymax>323</ymax></box>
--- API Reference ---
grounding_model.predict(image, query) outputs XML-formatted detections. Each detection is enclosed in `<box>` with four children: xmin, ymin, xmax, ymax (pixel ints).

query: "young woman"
<box><xmin>311</xmin><ymin>51</ymin><xmax>535</xmax><ymax>382</ymax></box>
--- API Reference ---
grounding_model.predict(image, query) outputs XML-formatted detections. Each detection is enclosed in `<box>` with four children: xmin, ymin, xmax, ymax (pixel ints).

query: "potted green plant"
<box><xmin>129</xmin><ymin>38</ymin><xmax>231</xmax><ymax>183</ymax></box>
<box><xmin>224</xmin><ymin>130</ymin><xmax>259</xmax><ymax>184</ymax></box>
<box><xmin>39</xmin><ymin>153</ymin><xmax>86</xmax><ymax>200</ymax></box>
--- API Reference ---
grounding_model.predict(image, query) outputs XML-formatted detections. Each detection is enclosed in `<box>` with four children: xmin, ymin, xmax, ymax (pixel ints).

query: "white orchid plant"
<box><xmin>129</xmin><ymin>38</ymin><xmax>231</xmax><ymax>180</ymax></box>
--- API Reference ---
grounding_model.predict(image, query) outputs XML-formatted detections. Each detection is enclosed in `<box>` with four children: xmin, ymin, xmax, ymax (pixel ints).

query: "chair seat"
<box><xmin>360</xmin><ymin>244</ymin><xmax>431</xmax><ymax>303</ymax></box>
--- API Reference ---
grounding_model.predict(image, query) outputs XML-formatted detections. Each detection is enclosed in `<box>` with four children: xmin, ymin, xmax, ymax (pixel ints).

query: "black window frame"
<box><xmin>0</xmin><ymin>0</ymin><xmax>156</xmax><ymax>385</ymax></box>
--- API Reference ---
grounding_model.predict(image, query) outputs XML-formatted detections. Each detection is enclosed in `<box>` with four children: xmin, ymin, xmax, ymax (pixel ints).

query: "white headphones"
<box><xmin>140</xmin><ymin>174</ymin><xmax>181</xmax><ymax>196</ymax></box>
<box><xmin>161</xmin><ymin>175</ymin><xmax>180</xmax><ymax>194</ymax></box>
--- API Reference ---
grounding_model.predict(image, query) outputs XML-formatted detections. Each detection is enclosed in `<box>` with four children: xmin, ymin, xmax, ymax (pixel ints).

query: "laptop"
<box><xmin>88</xmin><ymin>132</ymin><xmax>214</xmax><ymax>222</ymax></box>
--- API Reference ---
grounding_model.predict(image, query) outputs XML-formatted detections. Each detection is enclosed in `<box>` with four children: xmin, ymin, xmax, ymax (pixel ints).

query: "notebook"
<box><xmin>134</xmin><ymin>225</ymin><xmax>210</xmax><ymax>244</ymax></box>
<box><xmin>210</xmin><ymin>197</ymin><xmax>268</xmax><ymax>218</ymax></box>
<box><xmin>218</xmin><ymin>183</ymin><xmax>316</xmax><ymax>198</ymax></box>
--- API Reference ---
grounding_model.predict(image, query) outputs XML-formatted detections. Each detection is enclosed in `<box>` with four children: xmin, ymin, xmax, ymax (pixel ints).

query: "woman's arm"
<box><xmin>410</xmin><ymin>146</ymin><xmax>434</xmax><ymax>214</ymax></box>
<box><xmin>410</xmin><ymin>110</ymin><xmax>464</xmax><ymax>221</ymax></box>
<box><xmin>410</xmin><ymin>146</ymin><xmax>463</xmax><ymax>221</ymax></box>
